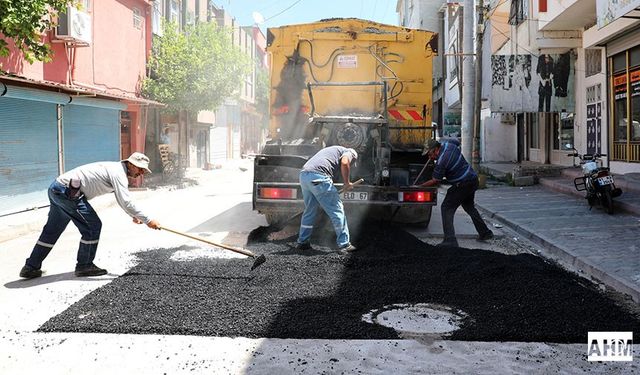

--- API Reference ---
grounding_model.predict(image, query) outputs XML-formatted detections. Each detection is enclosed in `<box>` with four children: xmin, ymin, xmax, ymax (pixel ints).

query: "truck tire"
<box><xmin>601</xmin><ymin>190</ymin><xmax>614</xmax><ymax>215</ymax></box>
<box><xmin>265</xmin><ymin>212</ymin><xmax>297</xmax><ymax>227</ymax></box>
<box><xmin>416</xmin><ymin>215</ymin><xmax>432</xmax><ymax>228</ymax></box>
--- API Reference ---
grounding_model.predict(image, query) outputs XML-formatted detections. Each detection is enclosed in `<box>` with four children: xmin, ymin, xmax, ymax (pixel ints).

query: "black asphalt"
<box><xmin>39</xmin><ymin>221</ymin><xmax>640</xmax><ymax>343</ymax></box>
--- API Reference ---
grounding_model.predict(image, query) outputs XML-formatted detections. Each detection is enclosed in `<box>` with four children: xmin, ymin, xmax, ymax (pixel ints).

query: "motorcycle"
<box><xmin>568</xmin><ymin>149</ymin><xmax>622</xmax><ymax>214</ymax></box>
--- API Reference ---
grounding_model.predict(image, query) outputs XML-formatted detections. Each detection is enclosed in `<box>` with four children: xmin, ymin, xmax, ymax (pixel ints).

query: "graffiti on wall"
<box><xmin>586</xmin><ymin>84</ymin><xmax>603</xmax><ymax>155</ymax></box>
<box><xmin>596</xmin><ymin>0</ymin><xmax>640</xmax><ymax>28</ymax></box>
<box><xmin>491</xmin><ymin>53</ymin><xmax>575</xmax><ymax>113</ymax></box>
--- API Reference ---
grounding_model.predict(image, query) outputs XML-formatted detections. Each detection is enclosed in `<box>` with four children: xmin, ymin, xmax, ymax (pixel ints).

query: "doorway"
<box><xmin>120</xmin><ymin>111</ymin><xmax>132</xmax><ymax>159</ymax></box>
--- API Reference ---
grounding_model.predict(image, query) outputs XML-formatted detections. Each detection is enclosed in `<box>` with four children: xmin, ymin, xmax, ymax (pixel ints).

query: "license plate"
<box><xmin>597</xmin><ymin>176</ymin><xmax>613</xmax><ymax>185</ymax></box>
<box><xmin>343</xmin><ymin>192</ymin><xmax>368</xmax><ymax>201</ymax></box>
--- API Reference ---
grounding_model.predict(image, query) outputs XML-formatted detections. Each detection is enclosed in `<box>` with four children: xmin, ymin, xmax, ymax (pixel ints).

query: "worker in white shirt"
<box><xmin>19</xmin><ymin>152</ymin><xmax>161</xmax><ymax>279</ymax></box>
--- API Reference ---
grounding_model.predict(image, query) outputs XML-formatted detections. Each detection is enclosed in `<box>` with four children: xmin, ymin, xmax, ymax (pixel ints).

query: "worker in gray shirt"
<box><xmin>19</xmin><ymin>152</ymin><xmax>161</xmax><ymax>279</ymax></box>
<box><xmin>296</xmin><ymin>145</ymin><xmax>358</xmax><ymax>252</ymax></box>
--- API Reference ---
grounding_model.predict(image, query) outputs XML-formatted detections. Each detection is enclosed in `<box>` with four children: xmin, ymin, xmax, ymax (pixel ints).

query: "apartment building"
<box><xmin>0</xmin><ymin>0</ymin><xmax>158</xmax><ymax>215</ymax></box>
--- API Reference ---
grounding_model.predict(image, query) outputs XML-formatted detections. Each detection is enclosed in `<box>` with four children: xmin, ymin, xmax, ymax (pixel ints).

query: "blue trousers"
<box><xmin>297</xmin><ymin>171</ymin><xmax>350</xmax><ymax>248</ymax></box>
<box><xmin>26</xmin><ymin>181</ymin><xmax>102</xmax><ymax>269</ymax></box>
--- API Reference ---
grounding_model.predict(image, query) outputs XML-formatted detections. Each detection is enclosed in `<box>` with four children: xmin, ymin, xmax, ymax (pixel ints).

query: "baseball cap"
<box><xmin>123</xmin><ymin>152</ymin><xmax>151</xmax><ymax>173</ymax></box>
<box><xmin>421</xmin><ymin>139</ymin><xmax>440</xmax><ymax>156</ymax></box>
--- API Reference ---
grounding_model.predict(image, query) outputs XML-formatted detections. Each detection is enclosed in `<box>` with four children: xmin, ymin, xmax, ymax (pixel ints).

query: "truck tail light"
<box><xmin>399</xmin><ymin>191</ymin><xmax>433</xmax><ymax>202</ymax></box>
<box><xmin>259</xmin><ymin>187</ymin><xmax>297</xmax><ymax>199</ymax></box>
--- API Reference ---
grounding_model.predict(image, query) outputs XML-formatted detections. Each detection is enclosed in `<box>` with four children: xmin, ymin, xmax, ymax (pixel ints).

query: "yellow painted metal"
<box><xmin>267</xmin><ymin>18</ymin><xmax>437</xmax><ymax>148</ymax></box>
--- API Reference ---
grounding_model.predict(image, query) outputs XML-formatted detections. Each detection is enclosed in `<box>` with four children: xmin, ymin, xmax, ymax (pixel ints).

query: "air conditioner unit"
<box><xmin>55</xmin><ymin>7</ymin><xmax>92</xmax><ymax>46</ymax></box>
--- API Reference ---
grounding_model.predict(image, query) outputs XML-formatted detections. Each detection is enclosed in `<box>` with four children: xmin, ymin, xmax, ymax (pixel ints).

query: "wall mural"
<box><xmin>491</xmin><ymin>53</ymin><xmax>575</xmax><ymax>113</ymax></box>
<box><xmin>596</xmin><ymin>0</ymin><xmax>640</xmax><ymax>28</ymax></box>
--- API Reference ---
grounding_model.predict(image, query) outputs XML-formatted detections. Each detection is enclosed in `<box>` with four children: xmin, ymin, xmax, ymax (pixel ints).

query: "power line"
<box><xmin>264</xmin><ymin>0</ymin><xmax>304</xmax><ymax>22</ymax></box>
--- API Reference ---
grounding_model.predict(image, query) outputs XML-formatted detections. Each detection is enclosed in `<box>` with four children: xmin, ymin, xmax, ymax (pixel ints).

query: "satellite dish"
<box><xmin>252</xmin><ymin>11</ymin><xmax>265</xmax><ymax>24</ymax></box>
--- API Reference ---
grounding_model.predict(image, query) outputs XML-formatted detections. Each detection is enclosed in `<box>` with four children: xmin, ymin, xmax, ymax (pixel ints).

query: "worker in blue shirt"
<box><xmin>418</xmin><ymin>138</ymin><xmax>493</xmax><ymax>247</ymax></box>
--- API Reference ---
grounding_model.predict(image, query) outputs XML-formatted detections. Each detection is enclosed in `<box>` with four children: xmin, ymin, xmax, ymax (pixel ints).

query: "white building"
<box><xmin>485</xmin><ymin>0</ymin><xmax>640</xmax><ymax>174</ymax></box>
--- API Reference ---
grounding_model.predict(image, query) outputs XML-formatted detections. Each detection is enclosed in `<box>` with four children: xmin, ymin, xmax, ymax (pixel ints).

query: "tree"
<box><xmin>143</xmin><ymin>21</ymin><xmax>251</xmax><ymax>114</ymax></box>
<box><xmin>0</xmin><ymin>0</ymin><xmax>77</xmax><ymax>63</ymax></box>
<box><xmin>255</xmin><ymin>67</ymin><xmax>270</xmax><ymax>128</ymax></box>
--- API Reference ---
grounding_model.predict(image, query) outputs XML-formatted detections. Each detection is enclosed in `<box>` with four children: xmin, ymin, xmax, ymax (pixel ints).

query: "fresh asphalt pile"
<box><xmin>39</xmin><ymin>220</ymin><xmax>640</xmax><ymax>343</ymax></box>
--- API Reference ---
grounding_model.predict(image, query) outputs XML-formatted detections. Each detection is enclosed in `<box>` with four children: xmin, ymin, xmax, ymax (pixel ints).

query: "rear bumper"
<box><xmin>253</xmin><ymin>182</ymin><xmax>437</xmax><ymax>212</ymax></box>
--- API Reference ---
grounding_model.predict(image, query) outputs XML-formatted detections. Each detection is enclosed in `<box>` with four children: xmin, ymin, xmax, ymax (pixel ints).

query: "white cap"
<box><xmin>123</xmin><ymin>152</ymin><xmax>151</xmax><ymax>173</ymax></box>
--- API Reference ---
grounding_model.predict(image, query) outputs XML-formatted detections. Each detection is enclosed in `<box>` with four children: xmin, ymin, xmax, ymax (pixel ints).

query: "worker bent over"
<box><xmin>296</xmin><ymin>145</ymin><xmax>358</xmax><ymax>252</ymax></box>
<box><xmin>418</xmin><ymin>138</ymin><xmax>493</xmax><ymax>247</ymax></box>
<box><xmin>19</xmin><ymin>152</ymin><xmax>161</xmax><ymax>279</ymax></box>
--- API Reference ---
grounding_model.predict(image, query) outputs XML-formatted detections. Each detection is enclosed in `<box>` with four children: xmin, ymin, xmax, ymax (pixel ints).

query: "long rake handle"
<box><xmin>160</xmin><ymin>226</ymin><xmax>257</xmax><ymax>258</ymax></box>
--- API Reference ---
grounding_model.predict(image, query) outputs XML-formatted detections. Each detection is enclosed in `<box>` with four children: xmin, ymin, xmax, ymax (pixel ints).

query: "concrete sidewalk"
<box><xmin>475</xmin><ymin>183</ymin><xmax>640</xmax><ymax>303</ymax></box>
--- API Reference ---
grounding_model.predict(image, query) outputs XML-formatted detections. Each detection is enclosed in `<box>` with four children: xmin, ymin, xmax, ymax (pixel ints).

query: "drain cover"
<box><xmin>363</xmin><ymin>303</ymin><xmax>466</xmax><ymax>335</ymax></box>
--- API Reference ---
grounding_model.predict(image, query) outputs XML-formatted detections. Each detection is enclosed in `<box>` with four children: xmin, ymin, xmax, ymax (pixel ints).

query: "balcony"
<box><xmin>538</xmin><ymin>0</ymin><xmax>596</xmax><ymax>31</ymax></box>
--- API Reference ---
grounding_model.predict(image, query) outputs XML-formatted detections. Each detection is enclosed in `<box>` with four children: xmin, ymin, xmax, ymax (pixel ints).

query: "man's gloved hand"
<box><xmin>146</xmin><ymin>220</ymin><xmax>161</xmax><ymax>230</ymax></box>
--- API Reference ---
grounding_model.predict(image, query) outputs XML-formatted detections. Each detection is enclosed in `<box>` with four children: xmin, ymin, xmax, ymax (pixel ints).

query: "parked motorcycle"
<box><xmin>568</xmin><ymin>149</ymin><xmax>622</xmax><ymax>214</ymax></box>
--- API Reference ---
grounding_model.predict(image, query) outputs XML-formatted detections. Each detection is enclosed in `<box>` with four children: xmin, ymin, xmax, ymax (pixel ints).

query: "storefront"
<box><xmin>609</xmin><ymin>43</ymin><xmax>640</xmax><ymax>164</ymax></box>
<box><xmin>0</xmin><ymin>82</ymin><xmax>125</xmax><ymax>215</ymax></box>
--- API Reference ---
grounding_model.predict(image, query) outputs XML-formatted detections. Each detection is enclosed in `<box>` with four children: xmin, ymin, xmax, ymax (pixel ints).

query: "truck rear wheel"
<box><xmin>265</xmin><ymin>212</ymin><xmax>297</xmax><ymax>227</ymax></box>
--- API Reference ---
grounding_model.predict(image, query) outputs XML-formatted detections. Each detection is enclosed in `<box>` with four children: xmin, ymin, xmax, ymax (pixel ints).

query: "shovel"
<box><xmin>160</xmin><ymin>226</ymin><xmax>266</xmax><ymax>271</ymax></box>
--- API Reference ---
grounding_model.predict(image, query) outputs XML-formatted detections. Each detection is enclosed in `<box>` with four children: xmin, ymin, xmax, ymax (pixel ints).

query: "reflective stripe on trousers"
<box><xmin>297</xmin><ymin>171</ymin><xmax>350</xmax><ymax>247</ymax></box>
<box><xmin>26</xmin><ymin>181</ymin><xmax>102</xmax><ymax>269</ymax></box>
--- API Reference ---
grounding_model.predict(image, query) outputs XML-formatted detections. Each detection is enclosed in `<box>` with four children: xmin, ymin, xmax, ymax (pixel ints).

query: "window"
<box><xmin>614</xmin><ymin>73</ymin><xmax>628</xmax><ymax>142</ymax></box>
<box><xmin>585</xmin><ymin>49</ymin><xmax>602</xmax><ymax>78</ymax></box>
<box><xmin>509</xmin><ymin>0</ymin><xmax>528</xmax><ymax>26</ymax></box>
<box><xmin>152</xmin><ymin>0</ymin><xmax>163</xmax><ymax>36</ymax></box>
<box><xmin>631</xmin><ymin>69</ymin><xmax>640</xmax><ymax>141</ymax></box>
<box><xmin>169</xmin><ymin>0</ymin><xmax>179</xmax><ymax>23</ymax></box>
<box><xmin>609</xmin><ymin>49</ymin><xmax>640</xmax><ymax>162</ymax></box>
<box><xmin>528</xmin><ymin>115</ymin><xmax>539</xmax><ymax>148</ymax></box>
<box><xmin>613</xmin><ymin>52</ymin><xmax>626</xmax><ymax>73</ymax></box>
<box><xmin>631</xmin><ymin>46</ymin><xmax>640</xmax><ymax>68</ymax></box>
<box><xmin>133</xmin><ymin>7</ymin><xmax>143</xmax><ymax>29</ymax></box>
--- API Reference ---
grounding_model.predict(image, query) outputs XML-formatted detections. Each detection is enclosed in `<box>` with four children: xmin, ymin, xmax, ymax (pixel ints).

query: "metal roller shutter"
<box><xmin>210</xmin><ymin>125</ymin><xmax>228</xmax><ymax>163</ymax></box>
<box><xmin>0</xmin><ymin>97</ymin><xmax>58</xmax><ymax>215</ymax></box>
<box><xmin>63</xmin><ymin>104</ymin><xmax>121</xmax><ymax>170</ymax></box>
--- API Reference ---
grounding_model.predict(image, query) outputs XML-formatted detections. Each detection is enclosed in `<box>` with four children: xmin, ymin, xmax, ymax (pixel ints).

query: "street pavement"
<box><xmin>0</xmin><ymin>159</ymin><xmax>638</xmax><ymax>374</ymax></box>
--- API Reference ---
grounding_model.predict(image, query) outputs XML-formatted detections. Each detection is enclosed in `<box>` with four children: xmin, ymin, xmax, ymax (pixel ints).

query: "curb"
<box><xmin>476</xmin><ymin>204</ymin><xmax>640</xmax><ymax>303</ymax></box>
<box><xmin>539</xmin><ymin>177</ymin><xmax>640</xmax><ymax>216</ymax></box>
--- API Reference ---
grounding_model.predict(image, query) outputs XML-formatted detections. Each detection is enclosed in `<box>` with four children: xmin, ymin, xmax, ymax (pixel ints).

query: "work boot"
<box><xmin>75</xmin><ymin>263</ymin><xmax>107</xmax><ymax>277</ymax></box>
<box><xmin>19</xmin><ymin>265</ymin><xmax>42</xmax><ymax>279</ymax></box>
<box><xmin>477</xmin><ymin>230</ymin><xmax>494</xmax><ymax>241</ymax></box>
<box><xmin>295</xmin><ymin>242</ymin><xmax>312</xmax><ymax>250</ymax></box>
<box><xmin>436</xmin><ymin>239</ymin><xmax>459</xmax><ymax>248</ymax></box>
<box><xmin>339</xmin><ymin>243</ymin><xmax>357</xmax><ymax>253</ymax></box>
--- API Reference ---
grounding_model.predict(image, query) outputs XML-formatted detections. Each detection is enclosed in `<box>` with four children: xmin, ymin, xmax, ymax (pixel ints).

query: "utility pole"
<box><xmin>461</xmin><ymin>0</ymin><xmax>475</xmax><ymax>161</ymax></box>
<box><xmin>472</xmin><ymin>0</ymin><xmax>485</xmax><ymax>171</ymax></box>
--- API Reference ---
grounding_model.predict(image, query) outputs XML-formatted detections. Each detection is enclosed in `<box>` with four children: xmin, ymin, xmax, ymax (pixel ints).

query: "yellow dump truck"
<box><xmin>253</xmin><ymin>18</ymin><xmax>439</xmax><ymax>227</ymax></box>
